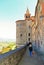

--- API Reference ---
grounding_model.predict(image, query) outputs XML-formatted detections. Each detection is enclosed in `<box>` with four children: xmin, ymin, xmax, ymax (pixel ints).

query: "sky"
<box><xmin>0</xmin><ymin>0</ymin><xmax>37</xmax><ymax>42</ymax></box>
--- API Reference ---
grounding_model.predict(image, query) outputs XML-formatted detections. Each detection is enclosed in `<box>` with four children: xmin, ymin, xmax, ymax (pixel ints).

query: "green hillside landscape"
<box><xmin>0</xmin><ymin>42</ymin><xmax>17</xmax><ymax>54</ymax></box>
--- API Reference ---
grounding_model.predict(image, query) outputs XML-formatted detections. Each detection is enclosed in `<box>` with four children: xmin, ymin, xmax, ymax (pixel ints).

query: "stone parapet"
<box><xmin>0</xmin><ymin>45</ymin><xmax>27</xmax><ymax>65</ymax></box>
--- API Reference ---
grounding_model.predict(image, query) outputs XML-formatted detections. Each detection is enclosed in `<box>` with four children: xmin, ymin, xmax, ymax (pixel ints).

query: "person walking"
<box><xmin>28</xmin><ymin>42</ymin><xmax>33</xmax><ymax>56</ymax></box>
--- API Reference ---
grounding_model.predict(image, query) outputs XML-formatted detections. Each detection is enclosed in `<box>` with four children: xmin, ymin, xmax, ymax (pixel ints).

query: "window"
<box><xmin>26</xmin><ymin>16</ymin><xmax>30</xmax><ymax>18</ymax></box>
<box><xmin>29</xmin><ymin>26</ymin><xmax>30</xmax><ymax>28</ymax></box>
<box><xmin>40</xmin><ymin>16</ymin><xmax>44</xmax><ymax>18</ymax></box>
<box><xmin>38</xmin><ymin>5</ymin><xmax>40</xmax><ymax>11</ymax></box>
<box><xmin>20</xmin><ymin>34</ymin><xmax>22</xmax><ymax>37</ymax></box>
<box><xmin>26</xmin><ymin>16</ymin><xmax>28</xmax><ymax>18</ymax></box>
<box><xmin>28</xmin><ymin>33</ymin><xmax>30</xmax><ymax>36</ymax></box>
<box><xmin>28</xmin><ymin>16</ymin><xmax>30</xmax><ymax>18</ymax></box>
<box><xmin>40</xmin><ymin>16</ymin><xmax>42</xmax><ymax>21</ymax></box>
<box><xmin>40</xmin><ymin>16</ymin><xmax>44</xmax><ymax>21</ymax></box>
<box><xmin>28</xmin><ymin>38</ymin><xmax>30</xmax><ymax>41</ymax></box>
<box><xmin>38</xmin><ymin>4</ymin><xmax>41</xmax><ymax>12</ymax></box>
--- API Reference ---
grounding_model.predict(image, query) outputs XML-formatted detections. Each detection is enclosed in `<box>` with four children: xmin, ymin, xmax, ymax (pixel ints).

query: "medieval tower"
<box><xmin>16</xmin><ymin>8</ymin><xmax>35</xmax><ymax>46</ymax></box>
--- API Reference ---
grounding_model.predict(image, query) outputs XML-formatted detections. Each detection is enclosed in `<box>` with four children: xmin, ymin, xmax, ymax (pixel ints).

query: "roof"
<box><xmin>16</xmin><ymin>16</ymin><xmax>35</xmax><ymax>22</ymax></box>
<box><xmin>26</xmin><ymin>8</ymin><xmax>30</xmax><ymax>15</ymax></box>
<box><xmin>16</xmin><ymin>18</ymin><xmax>35</xmax><ymax>22</ymax></box>
<box><xmin>16</xmin><ymin>20</ymin><xmax>25</xmax><ymax>22</ymax></box>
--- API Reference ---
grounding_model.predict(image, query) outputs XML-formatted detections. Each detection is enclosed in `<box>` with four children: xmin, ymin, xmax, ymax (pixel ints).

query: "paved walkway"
<box><xmin>18</xmin><ymin>48</ymin><xmax>44</xmax><ymax>65</ymax></box>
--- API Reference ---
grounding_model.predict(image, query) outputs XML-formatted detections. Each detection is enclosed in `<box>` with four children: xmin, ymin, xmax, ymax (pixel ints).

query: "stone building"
<box><xmin>35</xmin><ymin>0</ymin><xmax>44</xmax><ymax>51</ymax></box>
<box><xmin>16</xmin><ymin>8</ymin><xmax>35</xmax><ymax>46</ymax></box>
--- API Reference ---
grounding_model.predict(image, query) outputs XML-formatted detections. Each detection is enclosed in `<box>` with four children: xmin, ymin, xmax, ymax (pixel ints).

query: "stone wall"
<box><xmin>16</xmin><ymin>20</ymin><xmax>27</xmax><ymax>45</ymax></box>
<box><xmin>35</xmin><ymin>0</ymin><xmax>44</xmax><ymax>51</ymax></box>
<box><xmin>0</xmin><ymin>45</ymin><xmax>27</xmax><ymax>65</ymax></box>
